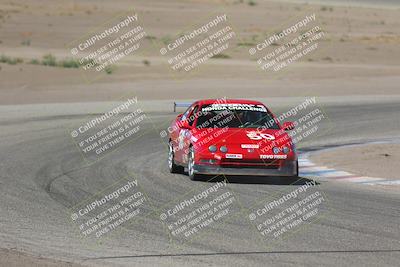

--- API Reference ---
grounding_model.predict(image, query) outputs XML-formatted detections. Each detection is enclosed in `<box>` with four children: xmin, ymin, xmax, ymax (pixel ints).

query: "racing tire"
<box><xmin>168</xmin><ymin>141</ymin><xmax>184</xmax><ymax>174</ymax></box>
<box><xmin>187</xmin><ymin>146</ymin><xmax>202</xmax><ymax>181</ymax></box>
<box><xmin>292</xmin><ymin>159</ymin><xmax>299</xmax><ymax>178</ymax></box>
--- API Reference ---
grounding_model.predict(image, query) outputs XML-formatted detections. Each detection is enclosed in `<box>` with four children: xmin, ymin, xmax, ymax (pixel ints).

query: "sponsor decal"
<box><xmin>241</xmin><ymin>144</ymin><xmax>259</xmax><ymax>149</ymax></box>
<box><xmin>260</xmin><ymin>154</ymin><xmax>287</xmax><ymax>159</ymax></box>
<box><xmin>226</xmin><ymin>153</ymin><xmax>243</xmax><ymax>159</ymax></box>
<box><xmin>202</xmin><ymin>103</ymin><xmax>267</xmax><ymax>112</ymax></box>
<box><xmin>246</xmin><ymin>131</ymin><xmax>275</xmax><ymax>141</ymax></box>
<box><xmin>214</xmin><ymin>154</ymin><xmax>222</xmax><ymax>160</ymax></box>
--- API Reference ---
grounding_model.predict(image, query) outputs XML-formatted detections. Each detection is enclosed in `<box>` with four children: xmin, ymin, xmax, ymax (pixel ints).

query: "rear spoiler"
<box><xmin>173</xmin><ymin>102</ymin><xmax>192</xmax><ymax>112</ymax></box>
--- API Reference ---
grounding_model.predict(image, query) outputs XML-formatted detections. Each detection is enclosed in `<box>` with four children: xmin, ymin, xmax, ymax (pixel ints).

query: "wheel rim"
<box><xmin>188</xmin><ymin>148</ymin><xmax>194</xmax><ymax>176</ymax></box>
<box><xmin>168</xmin><ymin>143</ymin><xmax>174</xmax><ymax>170</ymax></box>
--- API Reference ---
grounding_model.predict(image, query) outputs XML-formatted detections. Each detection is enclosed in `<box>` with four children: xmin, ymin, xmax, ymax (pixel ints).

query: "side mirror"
<box><xmin>176</xmin><ymin>113</ymin><xmax>183</xmax><ymax>119</ymax></box>
<box><xmin>283</xmin><ymin>121</ymin><xmax>295</xmax><ymax>131</ymax></box>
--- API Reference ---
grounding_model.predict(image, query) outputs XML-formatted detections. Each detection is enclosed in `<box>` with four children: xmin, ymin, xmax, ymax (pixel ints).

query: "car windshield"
<box><xmin>196</xmin><ymin>103</ymin><xmax>280</xmax><ymax>129</ymax></box>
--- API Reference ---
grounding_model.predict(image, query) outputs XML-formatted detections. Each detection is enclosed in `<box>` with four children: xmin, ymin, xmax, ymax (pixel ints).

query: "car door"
<box><xmin>176</xmin><ymin>105</ymin><xmax>199</xmax><ymax>164</ymax></box>
<box><xmin>172</xmin><ymin>104</ymin><xmax>195</xmax><ymax>163</ymax></box>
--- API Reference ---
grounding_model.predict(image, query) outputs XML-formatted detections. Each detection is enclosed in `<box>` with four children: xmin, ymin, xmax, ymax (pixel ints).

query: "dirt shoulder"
<box><xmin>310</xmin><ymin>143</ymin><xmax>400</xmax><ymax>180</ymax></box>
<box><xmin>0</xmin><ymin>248</ymin><xmax>89</xmax><ymax>267</ymax></box>
<box><xmin>1</xmin><ymin>0</ymin><xmax>400</xmax><ymax>104</ymax></box>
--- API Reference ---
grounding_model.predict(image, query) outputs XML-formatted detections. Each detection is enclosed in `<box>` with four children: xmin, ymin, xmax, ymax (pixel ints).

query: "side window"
<box><xmin>188</xmin><ymin>106</ymin><xmax>199</xmax><ymax>126</ymax></box>
<box><xmin>181</xmin><ymin>106</ymin><xmax>194</xmax><ymax>121</ymax></box>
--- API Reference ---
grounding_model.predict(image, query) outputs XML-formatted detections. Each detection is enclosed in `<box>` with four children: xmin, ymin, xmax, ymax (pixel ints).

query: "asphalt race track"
<box><xmin>0</xmin><ymin>96</ymin><xmax>399</xmax><ymax>267</ymax></box>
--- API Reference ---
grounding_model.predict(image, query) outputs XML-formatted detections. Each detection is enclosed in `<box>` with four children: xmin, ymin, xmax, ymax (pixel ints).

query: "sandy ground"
<box><xmin>0</xmin><ymin>248</ymin><xmax>87</xmax><ymax>267</ymax></box>
<box><xmin>0</xmin><ymin>0</ymin><xmax>399</xmax><ymax>104</ymax></box>
<box><xmin>310</xmin><ymin>144</ymin><xmax>400</xmax><ymax>179</ymax></box>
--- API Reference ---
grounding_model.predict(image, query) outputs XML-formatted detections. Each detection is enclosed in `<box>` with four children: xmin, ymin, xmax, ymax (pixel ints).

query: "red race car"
<box><xmin>168</xmin><ymin>99</ymin><xmax>298</xmax><ymax>180</ymax></box>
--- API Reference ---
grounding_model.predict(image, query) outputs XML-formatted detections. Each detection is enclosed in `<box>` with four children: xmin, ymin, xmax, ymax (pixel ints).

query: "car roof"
<box><xmin>195</xmin><ymin>99</ymin><xmax>265</xmax><ymax>106</ymax></box>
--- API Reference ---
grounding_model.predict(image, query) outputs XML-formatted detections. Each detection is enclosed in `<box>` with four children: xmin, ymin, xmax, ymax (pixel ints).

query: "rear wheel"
<box><xmin>168</xmin><ymin>142</ymin><xmax>184</xmax><ymax>173</ymax></box>
<box><xmin>188</xmin><ymin>146</ymin><xmax>202</xmax><ymax>181</ymax></box>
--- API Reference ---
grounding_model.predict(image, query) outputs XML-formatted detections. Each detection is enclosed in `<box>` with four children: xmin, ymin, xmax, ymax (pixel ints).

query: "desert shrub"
<box><xmin>42</xmin><ymin>54</ymin><xmax>56</xmax><ymax>66</ymax></box>
<box><xmin>211</xmin><ymin>53</ymin><xmax>230</xmax><ymax>59</ymax></box>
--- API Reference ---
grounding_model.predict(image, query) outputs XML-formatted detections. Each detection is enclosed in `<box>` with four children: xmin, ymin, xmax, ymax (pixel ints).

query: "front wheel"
<box><xmin>187</xmin><ymin>146</ymin><xmax>202</xmax><ymax>181</ymax></box>
<box><xmin>168</xmin><ymin>142</ymin><xmax>184</xmax><ymax>174</ymax></box>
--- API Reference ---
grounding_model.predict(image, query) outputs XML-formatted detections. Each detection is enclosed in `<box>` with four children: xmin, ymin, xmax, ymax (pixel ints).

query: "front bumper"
<box><xmin>193</xmin><ymin>160</ymin><xmax>298</xmax><ymax>176</ymax></box>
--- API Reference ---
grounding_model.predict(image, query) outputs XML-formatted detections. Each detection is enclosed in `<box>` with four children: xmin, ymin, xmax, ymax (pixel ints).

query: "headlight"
<box><xmin>282</xmin><ymin>146</ymin><xmax>290</xmax><ymax>154</ymax></box>
<box><xmin>220</xmin><ymin>146</ymin><xmax>228</xmax><ymax>153</ymax></box>
<box><xmin>273</xmin><ymin>147</ymin><xmax>280</xmax><ymax>154</ymax></box>
<box><xmin>209</xmin><ymin>145</ymin><xmax>217</xmax><ymax>152</ymax></box>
